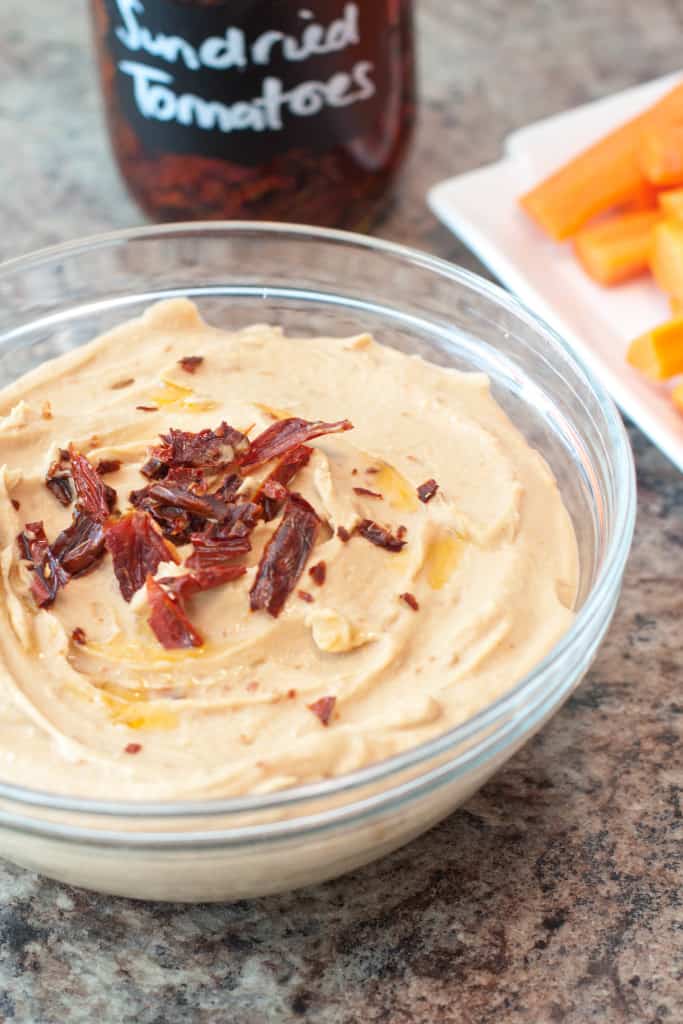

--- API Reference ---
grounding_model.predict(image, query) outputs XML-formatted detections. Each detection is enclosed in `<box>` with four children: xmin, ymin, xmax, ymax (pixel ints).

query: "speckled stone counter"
<box><xmin>0</xmin><ymin>2</ymin><xmax>681</xmax><ymax>1021</ymax></box>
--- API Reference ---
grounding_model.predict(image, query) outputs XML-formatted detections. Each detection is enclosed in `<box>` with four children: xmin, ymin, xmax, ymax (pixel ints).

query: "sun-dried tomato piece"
<box><xmin>308</xmin><ymin>696</ymin><xmax>336</xmax><ymax>727</ymax></box>
<box><xmin>255</xmin><ymin>444</ymin><xmax>312</xmax><ymax>521</ymax></box>
<box><xmin>141</xmin><ymin>481</ymin><xmax>230</xmax><ymax>521</ymax></box>
<box><xmin>52</xmin><ymin>511</ymin><xmax>105</xmax><ymax>577</ymax></box>
<box><xmin>153</xmin><ymin>422</ymin><xmax>248</xmax><ymax>472</ymax></box>
<box><xmin>124</xmin><ymin>742</ymin><xmax>142</xmax><ymax>754</ymax></box>
<box><xmin>250</xmin><ymin>493</ymin><xmax>320</xmax><ymax>617</ymax></box>
<box><xmin>159</xmin><ymin>564</ymin><xmax>246</xmax><ymax>602</ymax></box>
<box><xmin>417</xmin><ymin>479</ymin><xmax>439</xmax><ymax>503</ymax></box>
<box><xmin>104</xmin><ymin>511</ymin><xmax>178</xmax><ymax>602</ymax></box>
<box><xmin>186</xmin><ymin>531</ymin><xmax>251</xmax><ymax>572</ymax></box>
<box><xmin>357</xmin><ymin>520</ymin><xmax>406</xmax><ymax>553</ymax></box>
<box><xmin>146</xmin><ymin>575</ymin><xmax>203</xmax><ymax>649</ymax></box>
<box><xmin>18</xmin><ymin>521</ymin><xmax>69</xmax><ymax>608</ymax></box>
<box><xmin>337</xmin><ymin>525</ymin><xmax>351</xmax><ymax>543</ymax></box>
<box><xmin>297</xmin><ymin>589</ymin><xmax>314</xmax><ymax>603</ymax></box>
<box><xmin>140</xmin><ymin>456</ymin><xmax>167</xmax><ymax>480</ymax></box>
<box><xmin>178</xmin><ymin>355</ymin><xmax>204</xmax><ymax>374</ymax></box>
<box><xmin>45</xmin><ymin>452</ymin><xmax>73</xmax><ymax>507</ymax></box>
<box><xmin>11</xmin><ymin>498</ymin><xmax>20</xmax><ymax>511</ymax></box>
<box><xmin>96</xmin><ymin>459</ymin><xmax>121</xmax><ymax>476</ymax></box>
<box><xmin>353</xmin><ymin>486</ymin><xmax>383</xmax><ymax>499</ymax></box>
<box><xmin>212</xmin><ymin>472</ymin><xmax>242</xmax><ymax>504</ymax></box>
<box><xmin>71</xmin><ymin>626</ymin><xmax>87</xmax><ymax>645</ymax></box>
<box><xmin>308</xmin><ymin>560</ymin><xmax>326</xmax><ymax>586</ymax></box>
<box><xmin>400</xmin><ymin>592</ymin><xmax>419</xmax><ymax>611</ymax></box>
<box><xmin>70</xmin><ymin>448</ymin><xmax>116</xmax><ymax>521</ymax></box>
<box><xmin>240</xmin><ymin>418</ymin><xmax>352</xmax><ymax>471</ymax></box>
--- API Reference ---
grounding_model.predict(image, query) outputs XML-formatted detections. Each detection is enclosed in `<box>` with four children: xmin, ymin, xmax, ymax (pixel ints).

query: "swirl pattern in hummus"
<box><xmin>0</xmin><ymin>300</ymin><xmax>578</xmax><ymax>799</ymax></box>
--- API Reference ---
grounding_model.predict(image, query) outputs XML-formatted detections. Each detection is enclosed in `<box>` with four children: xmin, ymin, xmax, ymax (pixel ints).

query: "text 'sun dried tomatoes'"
<box><xmin>90</xmin><ymin>1</ymin><xmax>415</xmax><ymax>228</ymax></box>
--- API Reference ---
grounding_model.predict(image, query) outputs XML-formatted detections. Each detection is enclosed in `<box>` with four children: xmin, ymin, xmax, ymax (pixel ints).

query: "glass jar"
<box><xmin>90</xmin><ymin>1</ymin><xmax>416</xmax><ymax>229</ymax></box>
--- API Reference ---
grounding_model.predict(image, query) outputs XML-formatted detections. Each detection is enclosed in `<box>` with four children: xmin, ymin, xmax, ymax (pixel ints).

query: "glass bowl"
<box><xmin>0</xmin><ymin>223</ymin><xmax>635</xmax><ymax>901</ymax></box>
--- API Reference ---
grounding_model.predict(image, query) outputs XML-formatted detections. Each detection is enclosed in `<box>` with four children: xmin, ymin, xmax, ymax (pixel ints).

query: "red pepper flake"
<box><xmin>96</xmin><ymin>459</ymin><xmax>122</xmax><ymax>476</ymax></box>
<box><xmin>70</xmin><ymin>448</ymin><xmax>116</xmax><ymax>521</ymax></box>
<box><xmin>45</xmin><ymin>452</ymin><xmax>74</xmax><ymax>507</ymax></box>
<box><xmin>146</xmin><ymin>575</ymin><xmax>203</xmax><ymax>649</ymax></box>
<box><xmin>240</xmin><ymin>417</ymin><xmax>353</xmax><ymax>471</ymax></box>
<box><xmin>136</xmin><ymin>405</ymin><xmax>159</xmax><ymax>412</ymax></box>
<box><xmin>366</xmin><ymin>466</ymin><xmax>379</xmax><ymax>474</ymax></box>
<box><xmin>124</xmin><ymin>742</ymin><xmax>142</xmax><ymax>755</ymax></box>
<box><xmin>110</xmin><ymin>378</ymin><xmax>134</xmax><ymax>390</ymax></box>
<box><xmin>250</xmin><ymin>493</ymin><xmax>320</xmax><ymax>617</ymax></box>
<box><xmin>308</xmin><ymin>560</ymin><xmax>326</xmax><ymax>586</ymax></box>
<box><xmin>397</xmin><ymin>525</ymin><xmax>408</xmax><ymax>541</ymax></box>
<box><xmin>297</xmin><ymin>589</ymin><xmax>314</xmax><ymax>603</ymax></box>
<box><xmin>337</xmin><ymin>525</ymin><xmax>351</xmax><ymax>543</ymax></box>
<box><xmin>417</xmin><ymin>479</ymin><xmax>439</xmax><ymax>503</ymax></box>
<box><xmin>178</xmin><ymin>355</ymin><xmax>204</xmax><ymax>374</ymax></box>
<box><xmin>246</xmin><ymin>681</ymin><xmax>259</xmax><ymax>692</ymax></box>
<box><xmin>351</xmin><ymin>468</ymin><xmax>358</xmax><ymax>476</ymax></box>
<box><xmin>52</xmin><ymin>511</ymin><xmax>105</xmax><ymax>577</ymax></box>
<box><xmin>17</xmin><ymin>521</ymin><xmax>69</xmax><ymax>608</ymax></box>
<box><xmin>104</xmin><ymin>511</ymin><xmax>179</xmax><ymax>602</ymax></box>
<box><xmin>287</xmin><ymin>688</ymin><xmax>297</xmax><ymax>699</ymax></box>
<box><xmin>357</xmin><ymin>520</ymin><xmax>406</xmax><ymax>553</ymax></box>
<box><xmin>11</xmin><ymin>498</ymin><xmax>20</xmax><ymax>511</ymax></box>
<box><xmin>308</xmin><ymin>696</ymin><xmax>336</xmax><ymax>727</ymax></box>
<box><xmin>71</xmin><ymin>626</ymin><xmax>87</xmax><ymax>645</ymax></box>
<box><xmin>400</xmin><ymin>592</ymin><xmax>419</xmax><ymax>611</ymax></box>
<box><xmin>353</xmin><ymin>486</ymin><xmax>383</xmax><ymax>499</ymax></box>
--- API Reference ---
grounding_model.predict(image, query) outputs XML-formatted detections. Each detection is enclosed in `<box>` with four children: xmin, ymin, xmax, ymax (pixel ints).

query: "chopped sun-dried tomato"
<box><xmin>18</xmin><ymin>521</ymin><xmax>69</xmax><ymax>608</ymax></box>
<box><xmin>129</xmin><ymin>478</ymin><xmax>235</xmax><ymax>544</ymax></box>
<box><xmin>308</xmin><ymin>560</ymin><xmax>326</xmax><ymax>586</ymax></box>
<box><xmin>153</xmin><ymin>422</ymin><xmax>248</xmax><ymax>472</ymax></box>
<box><xmin>71</xmin><ymin>626</ymin><xmax>87</xmax><ymax>645</ymax></box>
<box><xmin>357</xmin><ymin>520</ymin><xmax>406</xmax><ymax>552</ymax></box>
<box><xmin>104</xmin><ymin>511</ymin><xmax>178</xmax><ymax>602</ymax></box>
<box><xmin>96</xmin><ymin>459</ymin><xmax>122</xmax><ymax>476</ymax></box>
<box><xmin>45</xmin><ymin>452</ymin><xmax>73</xmax><ymax>507</ymax></box>
<box><xmin>140</xmin><ymin>456</ymin><xmax>167</xmax><ymax>480</ymax></box>
<box><xmin>417</xmin><ymin>479</ymin><xmax>439</xmax><ymax>503</ymax></box>
<box><xmin>178</xmin><ymin>355</ymin><xmax>204</xmax><ymax>374</ymax></box>
<box><xmin>400</xmin><ymin>592</ymin><xmax>419</xmax><ymax>611</ymax></box>
<box><xmin>250</xmin><ymin>493</ymin><xmax>320</xmax><ymax>617</ymax></box>
<box><xmin>297</xmin><ymin>590</ymin><xmax>314</xmax><ymax>603</ymax></box>
<box><xmin>146</xmin><ymin>575</ymin><xmax>203</xmax><ymax>649</ymax></box>
<box><xmin>255</xmin><ymin>444</ymin><xmax>312</xmax><ymax>522</ymax></box>
<box><xmin>185</xmin><ymin>530</ymin><xmax>251</xmax><ymax>572</ymax></box>
<box><xmin>52</xmin><ymin>511</ymin><xmax>105</xmax><ymax>577</ymax></box>
<box><xmin>337</xmin><ymin>525</ymin><xmax>351</xmax><ymax>543</ymax></box>
<box><xmin>124</xmin><ymin>742</ymin><xmax>142</xmax><ymax>754</ymax></box>
<box><xmin>308</xmin><ymin>696</ymin><xmax>336</xmax><ymax>726</ymax></box>
<box><xmin>159</xmin><ymin>564</ymin><xmax>246</xmax><ymax>601</ymax></box>
<box><xmin>11</xmin><ymin>498</ymin><xmax>20</xmax><ymax>511</ymax></box>
<box><xmin>353</xmin><ymin>486</ymin><xmax>383</xmax><ymax>499</ymax></box>
<box><xmin>69</xmin><ymin>448</ymin><xmax>116</xmax><ymax>521</ymax></box>
<box><xmin>240</xmin><ymin>417</ymin><xmax>352</xmax><ymax>471</ymax></box>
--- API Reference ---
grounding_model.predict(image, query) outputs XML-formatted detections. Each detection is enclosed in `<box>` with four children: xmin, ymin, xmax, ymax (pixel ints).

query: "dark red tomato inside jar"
<box><xmin>90</xmin><ymin>0</ymin><xmax>416</xmax><ymax>228</ymax></box>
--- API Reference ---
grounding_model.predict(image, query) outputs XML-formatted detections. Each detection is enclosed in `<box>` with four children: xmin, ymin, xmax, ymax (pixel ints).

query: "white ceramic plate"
<box><xmin>429</xmin><ymin>72</ymin><xmax>683</xmax><ymax>472</ymax></box>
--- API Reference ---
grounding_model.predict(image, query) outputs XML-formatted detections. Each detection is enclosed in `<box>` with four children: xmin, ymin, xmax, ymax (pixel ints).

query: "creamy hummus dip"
<box><xmin>0</xmin><ymin>300</ymin><xmax>578</xmax><ymax>800</ymax></box>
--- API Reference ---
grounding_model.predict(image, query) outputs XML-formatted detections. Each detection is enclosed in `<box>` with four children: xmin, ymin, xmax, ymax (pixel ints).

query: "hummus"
<box><xmin>0</xmin><ymin>299</ymin><xmax>578</xmax><ymax>800</ymax></box>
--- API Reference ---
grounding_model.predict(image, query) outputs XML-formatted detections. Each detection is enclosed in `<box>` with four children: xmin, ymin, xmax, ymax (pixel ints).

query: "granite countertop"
<box><xmin>0</xmin><ymin>1</ymin><xmax>681</xmax><ymax>1021</ymax></box>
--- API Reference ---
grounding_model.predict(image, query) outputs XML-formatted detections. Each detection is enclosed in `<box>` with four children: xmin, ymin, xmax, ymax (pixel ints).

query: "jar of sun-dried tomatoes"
<box><xmin>90</xmin><ymin>1</ymin><xmax>416</xmax><ymax>229</ymax></box>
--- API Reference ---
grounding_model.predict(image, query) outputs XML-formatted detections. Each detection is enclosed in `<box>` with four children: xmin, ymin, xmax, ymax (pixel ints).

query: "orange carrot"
<box><xmin>520</xmin><ymin>83</ymin><xmax>683</xmax><ymax>240</ymax></box>
<box><xmin>573</xmin><ymin>210</ymin><xmax>661</xmax><ymax>285</ymax></box>
<box><xmin>621</xmin><ymin>180</ymin><xmax>659</xmax><ymax>212</ymax></box>
<box><xmin>659</xmin><ymin>187</ymin><xmax>683</xmax><ymax>220</ymax></box>
<box><xmin>640</xmin><ymin>119</ymin><xmax>683</xmax><ymax>186</ymax></box>
<box><xmin>650</xmin><ymin>219</ymin><xmax>683</xmax><ymax>298</ymax></box>
<box><xmin>627</xmin><ymin>318</ymin><xmax>683</xmax><ymax>379</ymax></box>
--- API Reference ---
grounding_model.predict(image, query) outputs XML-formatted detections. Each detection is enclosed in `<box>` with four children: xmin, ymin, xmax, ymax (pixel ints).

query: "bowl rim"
<box><xmin>0</xmin><ymin>221</ymin><xmax>637</xmax><ymax>823</ymax></box>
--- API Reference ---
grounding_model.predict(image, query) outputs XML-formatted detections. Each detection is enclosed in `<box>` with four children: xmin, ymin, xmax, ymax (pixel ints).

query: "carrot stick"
<box><xmin>650</xmin><ymin>219</ymin><xmax>683</xmax><ymax>298</ymax></box>
<box><xmin>573</xmin><ymin>210</ymin><xmax>661</xmax><ymax>285</ymax></box>
<box><xmin>640</xmin><ymin>119</ymin><xmax>683</xmax><ymax>186</ymax></box>
<box><xmin>627</xmin><ymin>318</ymin><xmax>683</xmax><ymax>379</ymax></box>
<box><xmin>520</xmin><ymin>82</ymin><xmax>683</xmax><ymax>240</ymax></box>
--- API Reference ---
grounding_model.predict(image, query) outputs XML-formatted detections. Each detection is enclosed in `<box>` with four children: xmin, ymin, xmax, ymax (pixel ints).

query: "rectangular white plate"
<box><xmin>428</xmin><ymin>72</ymin><xmax>683</xmax><ymax>472</ymax></box>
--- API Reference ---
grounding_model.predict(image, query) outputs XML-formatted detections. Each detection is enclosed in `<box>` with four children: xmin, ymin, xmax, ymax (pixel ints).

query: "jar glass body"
<box><xmin>91</xmin><ymin>0</ymin><xmax>416</xmax><ymax>229</ymax></box>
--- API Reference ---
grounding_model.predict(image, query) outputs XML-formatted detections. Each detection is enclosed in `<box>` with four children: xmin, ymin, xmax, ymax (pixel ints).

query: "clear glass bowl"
<box><xmin>0</xmin><ymin>224</ymin><xmax>635</xmax><ymax>901</ymax></box>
